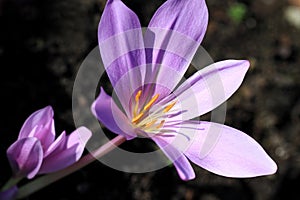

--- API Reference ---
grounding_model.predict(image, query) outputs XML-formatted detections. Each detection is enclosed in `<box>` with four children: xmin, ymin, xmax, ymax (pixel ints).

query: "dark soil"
<box><xmin>1</xmin><ymin>0</ymin><xmax>300</xmax><ymax>199</ymax></box>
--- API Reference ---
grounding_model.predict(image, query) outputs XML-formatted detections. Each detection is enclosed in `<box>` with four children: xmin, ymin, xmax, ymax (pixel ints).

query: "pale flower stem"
<box><xmin>16</xmin><ymin>135</ymin><xmax>126</xmax><ymax>199</ymax></box>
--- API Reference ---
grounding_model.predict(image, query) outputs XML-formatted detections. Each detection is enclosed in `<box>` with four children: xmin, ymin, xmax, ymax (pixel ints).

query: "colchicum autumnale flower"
<box><xmin>92</xmin><ymin>0</ymin><xmax>277</xmax><ymax>180</ymax></box>
<box><xmin>6</xmin><ymin>106</ymin><xmax>91</xmax><ymax>179</ymax></box>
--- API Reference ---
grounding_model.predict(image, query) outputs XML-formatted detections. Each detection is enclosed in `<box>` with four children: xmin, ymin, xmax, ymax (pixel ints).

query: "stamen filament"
<box><xmin>137</xmin><ymin>109</ymin><xmax>180</xmax><ymax>126</ymax></box>
<box><xmin>131</xmin><ymin>91</ymin><xmax>175</xmax><ymax>131</ymax></box>
<box><xmin>144</xmin><ymin>119</ymin><xmax>158</xmax><ymax>129</ymax></box>
<box><xmin>143</xmin><ymin>94</ymin><xmax>159</xmax><ymax>111</ymax></box>
<box><xmin>163</xmin><ymin>101</ymin><xmax>177</xmax><ymax>113</ymax></box>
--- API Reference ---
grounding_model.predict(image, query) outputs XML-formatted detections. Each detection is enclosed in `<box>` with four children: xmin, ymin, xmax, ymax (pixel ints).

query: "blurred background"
<box><xmin>0</xmin><ymin>0</ymin><xmax>300</xmax><ymax>199</ymax></box>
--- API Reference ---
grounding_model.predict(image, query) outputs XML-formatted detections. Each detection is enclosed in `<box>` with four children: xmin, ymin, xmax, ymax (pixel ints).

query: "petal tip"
<box><xmin>41</xmin><ymin>105</ymin><xmax>54</xmax><ymax>117</ymax></box>
<box><xmin>180</xmin><ymin>173</ymin><xmax>196</xmax><ymax>181</ymax></box>
<box><xmin>267</xmin><ymin>158</ymin><xmax>278</xmax><ymax>175</ymax></box>
<box><xmin>91</xmin><ymin>87</ymin><xmax>105</xmax><ymax>117</ymax></box>
<box><xmin>242</xmin><ymin>59</ymin><xmax>250</xmax><ymax>69</ymax></box>
<box><xmin>76</xmin><ymin>126</ymin><xmax>93</xmax><ymax>143</ymax></box>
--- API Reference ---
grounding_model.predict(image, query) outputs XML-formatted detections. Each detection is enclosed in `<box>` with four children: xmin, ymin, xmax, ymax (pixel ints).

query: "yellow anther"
<box><xmin>163</xmin><ymin>101</ymin><xmax>177</xmax><ymax>113</ymax></box>
<box><xmin>131</xmin><ymin>112</ymin><xmax>144</xmax><ymax>124</ymax></box>
<box><xmin>133</xmin><ymin>90</ymin><xmax>142</xmax><ymax>117</ymax></box>
<box><xmin>156</xmin><ymin>120</ymin><xmax>165</xmax><ymax>129</ymax></box>
<box><xmin>144</xmin><ymin>119</ymin><xmax>158</xmax><ymax>129</ymax></box>
<box><xmin>143</xmin><ymin>94</ymin><xmax>159</xmax><ymax>111</ymax></box>
<box><xmin>135</xmin><ymin>90</ymin><xmax>142</xmax><ymax>102</ymax></box>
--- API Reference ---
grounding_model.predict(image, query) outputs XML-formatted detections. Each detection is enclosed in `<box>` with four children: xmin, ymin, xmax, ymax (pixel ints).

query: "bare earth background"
<box><xmin>0</xmin><ymin>0</ymin><xmax>300</xmax><ymax>199</ymax></box>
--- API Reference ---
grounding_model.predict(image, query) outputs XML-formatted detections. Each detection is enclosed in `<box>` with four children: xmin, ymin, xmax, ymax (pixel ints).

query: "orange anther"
<box><xmin>163</xmin><ymin>101</ymin><xmax>177</xmax><ymax>113</ymax></box>
<box><xmin>156</xmin><ymin>120</ymin><xmax>165</xmax><ymax>129</ymax></box>
<box><xmin>143</xmin><ymin>94</ymin><xmax>159</xmax><ymax>111</ymax></box>
<box><xmin>135</xmin><ymin>90</ymin><xmax>142</xmax><ymax>102</ymax></box>
<box><xmin>131</xmin><ymin>112</ymin><xmax>144</xmax><ymax>124</ymax></box>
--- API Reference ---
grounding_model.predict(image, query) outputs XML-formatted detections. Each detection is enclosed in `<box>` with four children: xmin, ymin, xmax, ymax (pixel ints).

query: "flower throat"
<box><xmin>131</xmin><ymin>90</ymin><xmax>176</xmax><ymax>132</ymax></box>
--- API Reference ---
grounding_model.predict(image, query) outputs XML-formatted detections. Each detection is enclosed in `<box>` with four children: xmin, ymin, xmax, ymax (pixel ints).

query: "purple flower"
<box><xmin>6</xmin><ymin>106</ymin><xmax>92</xmax><ymax>179</ymax></box>
<box><xmin>0</xmin><ymin>186</ymin><xmax>18</xmax><ymax>200</ymax></box>
<box><xmin>92</xmin><ymin>0</ymin><xmax>277</xmax><ymax>180</ymax></box>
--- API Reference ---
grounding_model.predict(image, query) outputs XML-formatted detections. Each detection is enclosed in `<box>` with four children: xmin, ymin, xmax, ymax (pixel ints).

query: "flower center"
<box><xmin>131</xmin><ymin>90</ymin><xmax>176</xmax><ymax>133</ymax></box>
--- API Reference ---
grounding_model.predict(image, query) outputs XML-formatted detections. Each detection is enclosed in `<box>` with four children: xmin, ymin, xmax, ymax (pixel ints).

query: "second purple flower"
<box><xmin>6</xmin><ymin>106</ymin><xmax>92</xmax><ymax>179</ymax></box>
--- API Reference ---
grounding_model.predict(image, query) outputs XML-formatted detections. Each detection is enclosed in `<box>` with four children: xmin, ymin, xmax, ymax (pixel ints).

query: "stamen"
<box><xmin>163</xmin><ymin>101</ymin><xmax>177</xmax><ymax>113</ymax></box>
<box><xmin>132</xmin><ymin>112</ymin><xmax>144</xmax><ymax>124</ymax></box>
<box><xmin>156</xmin><ymin>120</ymin><xmax>165</xmax><ymax>129</ymax></box>
<box><xmin>135</xmin><ymin>90</ymin><xmax>142</xmax><ymax>102</ymax></box>
<box><xmin>143</xmin><ymin>94</ymin><xmax>159</xmax><ymax>111</ymax></box>
<box><xmin>133</xmin><ymin>90</ymin><xmax>142</xmax><ymax>117</ymax></box>
<box><xmin>144</xmin><ymin>119</ymin><xmax>158</xmax><ymax>128</ymax></box>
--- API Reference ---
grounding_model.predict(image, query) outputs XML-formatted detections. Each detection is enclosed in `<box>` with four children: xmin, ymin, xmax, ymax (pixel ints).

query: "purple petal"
<box><xmin>39</xmin><ymin>127</ymin><xmax>92</xmax><ymax>174</ymax></box>
<box><xmin>144</xmin><ymin>0</ymin><xmax>208</xmax><ymax>99</ymax></box>
<box><xmin>18</xmin><ymin>106</ymin><xmax>55</xmax><ymax>150</ymax></box>
<box><xmin>7</xmin><ymin>138</ymin><xmax>43</xmax><ymax>179</ymax></box>
<box><xmin>165</xmin><ymin>60</ymin><xmax>250</xmax><ymax>120</ymax></box>
<box><xmin>66</xmin><ymin>127</ymin><xmax>92</xmax><ymax>161</ymax></box>
<box><xmin>91</xmin><ymin>88</ymin><xmax>136</xmax><ymax>140</ymax></box>
<box><xmin>98</xmin><ymin>0</ymin><xmax>145</xmax><ymax>115</ymax></box>
<box><xmin>183</xmin><ymin>121</ymin><xmax>277</xmax><ymax>177</ymax></box>
<box><xmin>38</xmin><ymin>146</ymin><xmax>78</xmax><ymax>174</ymax></box>
<box><xmin>148</xmin><ymin>0</ymin><xmax>208</xmax><ymax>43</ymax></box>
<box><xmin>98</xmin><ymin>0</ymin><xmax>142</xmax><ymax>41</ymax></box>
<box><xmin>0</xmin><ymin>186</ymin><xmax>18</xmax><ymax>200</ymax></box>
<box><xmin>43</xmin><ymin>131</ymin><xmax>67</xmax><ymax>158</ymax></box>
<box><xmin>152</xmin><ymin>136</ymin><xmax>195</xmax><ymax>181</ymax></box>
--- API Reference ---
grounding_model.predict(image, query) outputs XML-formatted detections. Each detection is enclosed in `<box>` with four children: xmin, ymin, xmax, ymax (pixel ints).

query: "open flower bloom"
<box><xmin>7</xmin><ymin>106</ymin><xmax>92</xmax><ymax>179</ymax></box>
<box><xmin>92</xmin><ymin>0</ymin><xmax>277</xmax><ymax>180</ymax></box>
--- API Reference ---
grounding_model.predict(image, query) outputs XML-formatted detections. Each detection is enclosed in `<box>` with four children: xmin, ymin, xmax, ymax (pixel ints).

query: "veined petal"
<box><xmin>166</xmin><ymin>60</ymin><xmax>250</xmax><ymax>120</ymax></box>
<box><xmin>98</xmin><ymin>0</ymin><xmax>145</xmax><ymax>115</ymax></box>
<box><xmin>148</xmin><ymin>0</ymin><xmax>208</xmax><ymax>43</ymax></box>
<box><xmin>152</xmin><ymin>136</ymin><xmax>195</xmax><ymax>181</ymax></box>
<box><xmin>144</xmin><ymin>0</ymin><xmax>208</xmax><ymax>99</ymax></box>
<box><xmin>0</xmin><ymin>186</ymin><xmax>18</xmax><ymax>200</ymax></box>
<box><xmin>39</xmin><ymin>127</ymin><xmax>92</xmax><ymax>174</ymax></box>
<box><xmin>91</xmin><ymin>88</ymin><xmax>135</xmax><ymax>140</ymax></box>
<box><xmin>7</xmin><ymin>138</ymin><xmax>43</xmax><ymax>179</ymax></box>
<box><xmin>98</xmin><ymin>0</ymin><xmax>142</xmax><ymax>41</ymax></box>
<box><xmin>183</xmin><ymin>121</ymin><xmax>277</xmax><ymax>177</ymax></box>
<box><xmin>18</xmin><ymin>106</ymin><xmax>55</xmax><ymax>150</ymax></box>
